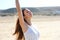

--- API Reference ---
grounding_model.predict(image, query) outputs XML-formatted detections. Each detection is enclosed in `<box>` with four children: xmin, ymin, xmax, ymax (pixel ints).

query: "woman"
<box><xmin>13</xmin><ymin>0</ymin><xmax>40</xmax><ymax>40</ymax></box>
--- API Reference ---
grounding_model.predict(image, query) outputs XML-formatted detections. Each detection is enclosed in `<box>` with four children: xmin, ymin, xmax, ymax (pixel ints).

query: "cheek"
<box><xmin>27</xmin><ymin>13</ymin><xmax>31</xmax><ymax>17</ymax></box>
<box><xmin>24</xmin><ymin>13</ymin><xmax>28</xmax><ymax>17</ymax></box>
<box><xmin>25</xmin><ymin>14</ymin><xmax>31</xmax><ymax>18</ymax></box>
<box><xmin>27</xmin><ymin>13</ymin><xmax>32</xmax><ymax>17</ymax></box>
<box><xmin>24</xmin><ymin>12</ymin><xmax>32</xmax><ymax>18</ymax></box>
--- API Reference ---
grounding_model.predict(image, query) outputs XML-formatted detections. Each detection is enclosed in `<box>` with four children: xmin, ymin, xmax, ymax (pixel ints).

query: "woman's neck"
<box><xmin>24</xmin><ymin>18</ymin><xmax>32</xmax><ymax>26</ymax></box>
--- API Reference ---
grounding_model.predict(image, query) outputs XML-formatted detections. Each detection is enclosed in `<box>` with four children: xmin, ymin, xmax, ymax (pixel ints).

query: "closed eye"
<box><xmin>26</xmin><ymin>11</ymin><xmax>30</xmax><ymax>13</ymax></box>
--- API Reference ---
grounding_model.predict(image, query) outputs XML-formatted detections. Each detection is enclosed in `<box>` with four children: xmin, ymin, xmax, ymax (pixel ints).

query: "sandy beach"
<box><xmin>0</xmin><ymin>15</ymin><xmax>60</xmax><ymax>40</ymax></box>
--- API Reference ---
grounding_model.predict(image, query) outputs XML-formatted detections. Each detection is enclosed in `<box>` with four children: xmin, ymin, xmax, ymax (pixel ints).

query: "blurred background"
<box><xmin>0</xmin><ymin>0</ymin><xmax>60</xmax><ymax>40</ymax></box>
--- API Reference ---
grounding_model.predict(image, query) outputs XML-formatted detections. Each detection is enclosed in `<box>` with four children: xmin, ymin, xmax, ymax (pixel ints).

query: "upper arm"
<box><xmin>15</xmin><ymin>0</ymin><xmax>27</xmax><ymax>32</ymax></box>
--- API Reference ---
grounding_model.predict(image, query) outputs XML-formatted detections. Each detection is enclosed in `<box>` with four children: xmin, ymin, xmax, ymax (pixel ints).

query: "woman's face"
<box><xmin>23</xmin><ymin>9</ymin><xmax>33</xmax><ymax>19</ymax></box>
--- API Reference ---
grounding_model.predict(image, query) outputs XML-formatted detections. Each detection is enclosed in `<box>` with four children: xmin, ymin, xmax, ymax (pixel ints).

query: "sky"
<box><xmin>0</xmin><ymin>0</ymin><xmax>60</xmax><ymax>10</ymax></box>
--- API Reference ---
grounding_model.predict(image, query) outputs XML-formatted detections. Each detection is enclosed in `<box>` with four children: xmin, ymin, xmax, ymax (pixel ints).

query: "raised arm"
<box><xmin>15</xmin><ymin>0</ymin><xmax>26</xmax><ymax>32</ymax></box>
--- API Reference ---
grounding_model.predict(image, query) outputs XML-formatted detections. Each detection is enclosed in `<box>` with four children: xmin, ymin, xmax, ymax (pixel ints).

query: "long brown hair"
<box><xmin>13</xmin><ymin>9</ymin><xmax>27</xmax><ymax>40</ymax></box>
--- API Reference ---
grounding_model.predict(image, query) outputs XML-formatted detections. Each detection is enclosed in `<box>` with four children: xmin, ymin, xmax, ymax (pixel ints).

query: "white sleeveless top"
<box><xmin>24</xmin><ymin>25</ymin><xmax>40</xmax><ymax>40</ymax></box>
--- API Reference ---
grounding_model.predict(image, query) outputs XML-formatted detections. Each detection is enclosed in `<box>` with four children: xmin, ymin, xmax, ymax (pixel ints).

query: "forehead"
<box><xmin>24</xmin><ymin>9</ymin><xmax>31</xmax><ymax>12</ymax></box>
